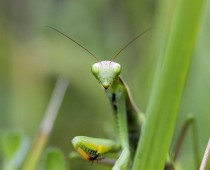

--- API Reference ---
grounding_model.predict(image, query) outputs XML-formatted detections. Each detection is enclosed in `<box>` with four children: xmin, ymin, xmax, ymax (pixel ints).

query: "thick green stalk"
<box><xmin>132</xmin><ymin>0</ymin><xmax>204</xmax><ymax>169</ymax></box>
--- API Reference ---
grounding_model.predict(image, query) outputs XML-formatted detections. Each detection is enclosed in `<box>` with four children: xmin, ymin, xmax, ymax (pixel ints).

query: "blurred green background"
<box><xmin>0</xmin><ymin>0</ymin><xmax>209</xmax><ymax>169</ymax></box>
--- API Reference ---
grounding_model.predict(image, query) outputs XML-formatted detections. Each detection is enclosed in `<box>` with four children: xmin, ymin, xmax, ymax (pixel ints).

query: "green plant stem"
<box><xmin>132</xmin><ymin>0</ymin><xmax>204</xmax><ymax>169</ymax></box>
<box><xmin>200</xmin><ymin>139</ymin><xmax>210</xmax><ymax>170</ymax></box>
<box><xmin>192</xmin><ymin>116</ymin><xmax>201</xmax><ymax>169</ymax></box>
<box><xmin>173</xmin><ymin>114</ymin><xmax>200</xmax><ymax>168</ymax></box>
<box><xmin>21</xmin><ymin>77</ymin><xmax>69</xmax><ymax>170</ymax></box>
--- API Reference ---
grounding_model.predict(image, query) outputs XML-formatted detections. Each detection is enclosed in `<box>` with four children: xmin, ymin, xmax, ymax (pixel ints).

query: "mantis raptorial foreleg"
<box><xmin>71</xmin><ymin>72</ymin><xmax>143</xmax><ymax>170</ymax></box>
<box><xmin>71</xmin><ymin>136</ymin><xmax>120</xmax><ymax>161</ymax></box>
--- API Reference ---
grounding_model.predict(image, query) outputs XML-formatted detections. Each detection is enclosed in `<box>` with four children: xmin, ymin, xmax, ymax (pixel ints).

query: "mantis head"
<box><xmin>91</xmin><ymin>61</ymin><xmax>121</xmax><ymax>89</ymax></box>
<box><xmin>47</xmin><ymin>26</ymin><xmax>150</xmax><ymax>89</ymax></box>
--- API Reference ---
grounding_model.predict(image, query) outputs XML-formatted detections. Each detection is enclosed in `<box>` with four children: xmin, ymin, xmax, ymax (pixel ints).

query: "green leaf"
<box><xmin>0</xmin><ymin>130</ymin><xmax>29</xmax><ymax>170</ymax></box>
<box><xmin>132</xmin><ymin>0</ymin><xmax>205</xmax><ymax>169</ymax></box>
<box><xmin>39</xmin><ymin>147</ymin><xmax>67</xmax><ymax>170</ymax></box>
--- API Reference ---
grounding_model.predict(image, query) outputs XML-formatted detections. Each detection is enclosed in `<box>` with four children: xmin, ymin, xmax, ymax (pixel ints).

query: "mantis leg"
<box><xmin>71</xmin><ymin>90</ymin><xmax>131</xmax><ymax>169</ymax></box>
<box><xmin>172</xmin><ymin>113</ymin><xmax>200</xmax><ymax>169</ymax></box>
<box><xmin>71</xmin><ymin>136</ymin><xmax>120</xmax><ymax>163</ymax></box>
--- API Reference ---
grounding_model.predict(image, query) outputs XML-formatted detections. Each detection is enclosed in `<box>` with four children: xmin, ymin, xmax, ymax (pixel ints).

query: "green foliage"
<box><xmin>39</xmin><ymin>148</ymin><xmax>67</xmax><ymax>170</ymax></box>
<box><xmin>0</xmin><ymin>130</ymin><xmax>68</xmax><ymax>170</ymax></box>
<box><xmin>0</xmin><ymin>130</ymin><xmax>29</xmax><ymax>170</ymax></box>
<box><xmin>133</xmin><ymin>0</ymin><xmax>205</xmax><ymax>169</ymax></box>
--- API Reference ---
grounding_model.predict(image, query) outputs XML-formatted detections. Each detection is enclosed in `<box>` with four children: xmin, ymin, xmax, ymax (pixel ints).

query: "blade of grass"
<box><xmin>199</xmin><ymin>139</ymin><xmax>210</xmax><ymax>170</ymax></box>
<box><xmin>21</xmin><ymin>77</ymin><xmax>69</xmax><ymax>170</ymax></box>
<box><xmin>132</xmin><ymin>0</ymin><xmax>205</xmax><ymax>169</ymax></box>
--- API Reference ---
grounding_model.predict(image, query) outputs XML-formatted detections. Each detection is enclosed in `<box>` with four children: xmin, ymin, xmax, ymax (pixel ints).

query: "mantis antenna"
<box><xmin>47</xmin><ymin>26</ymin><xmax>99</xmax><ymax>61</ymax></box>
<box><xmin>47</xmin><ymin>26</ymin><xmax>151</xmax><ymax>61</ymax></box>
<box><xmin>111</xmin><ymin>27</ymin><xmax>152</xmax><ymax>61</ymax></box>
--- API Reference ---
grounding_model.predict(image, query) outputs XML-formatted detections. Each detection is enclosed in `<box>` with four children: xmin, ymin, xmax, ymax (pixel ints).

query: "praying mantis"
<box><xmin>48</xmin><ymin>26</ymin><xmax>200</xmax><ymax>170</ymax></box>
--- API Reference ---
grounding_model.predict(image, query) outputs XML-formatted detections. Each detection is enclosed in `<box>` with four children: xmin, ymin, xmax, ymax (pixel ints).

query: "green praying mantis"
<box><xmin>48</xmin><ymin>26</ymin><xmax>200</xmax><ymax>170</ymax></box>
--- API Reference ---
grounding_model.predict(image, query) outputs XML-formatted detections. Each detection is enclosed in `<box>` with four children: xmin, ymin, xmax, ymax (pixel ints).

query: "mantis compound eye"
<box><xmin>113</xmin><ymin>63</ymin><xmax>121</xmax><ymax>76</ymax></box>
<box><xmin>91</xmin><ymin>63</ymin><xmax>100</xmax><ymax>76</ymax></box>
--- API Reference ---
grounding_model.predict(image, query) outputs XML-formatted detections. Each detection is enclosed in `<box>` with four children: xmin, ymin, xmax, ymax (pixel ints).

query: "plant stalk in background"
<box><xmin>132</xmin><ymin>0</ymin><xmax>205</xmax><ymax>169</ymax></box>
<box><xmin>21</xmin><ymin>77</ymin><xmax>68</xmax><ymax>170</ymax></box>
